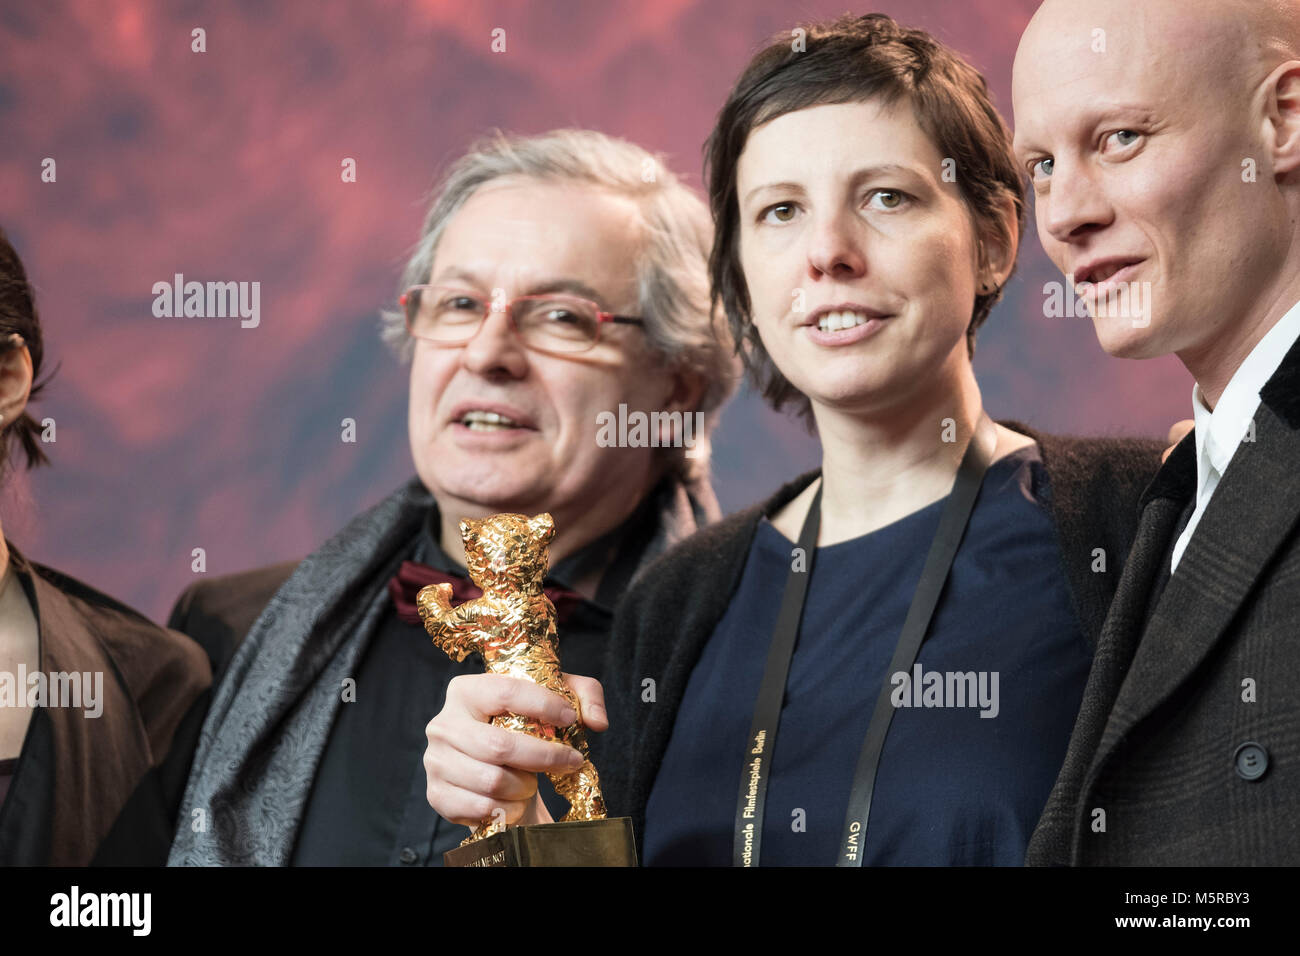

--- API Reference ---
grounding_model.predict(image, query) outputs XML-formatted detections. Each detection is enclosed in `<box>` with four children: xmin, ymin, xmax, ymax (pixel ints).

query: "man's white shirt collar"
<box><xmin>1173</xmin><ymin>298</ymin><xmax>1300</xmax><ymax>571</ymax></box>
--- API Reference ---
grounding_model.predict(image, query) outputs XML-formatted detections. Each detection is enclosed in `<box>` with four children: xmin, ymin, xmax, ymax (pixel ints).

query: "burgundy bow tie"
<box><xmin>387</xmin><ymin>560</ymin><xmax>587</xmax><ymax>626</ymax></box>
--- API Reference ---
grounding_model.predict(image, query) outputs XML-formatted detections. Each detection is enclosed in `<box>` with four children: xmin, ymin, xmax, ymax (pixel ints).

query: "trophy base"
<box><xmin>443</xmin><ymin>817</ymin><xmax>638</xmax><ymax>867</ymax></box>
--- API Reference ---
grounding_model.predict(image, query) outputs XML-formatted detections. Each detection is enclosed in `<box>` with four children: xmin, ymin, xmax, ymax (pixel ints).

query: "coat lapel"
<box><xmin>31</xmin><ymin>574</ymin><xmax>153</xmax><ymax>865</ymax></box>
<box><xmin>1047</xmin><ymin>459</ymin><xmax>1189</xmax><ymax>863</ymax></box>
<box><xmin>1089</xmin><ymin>399</ymin><xmax>1300</xmax><ymax>773</ymax></box>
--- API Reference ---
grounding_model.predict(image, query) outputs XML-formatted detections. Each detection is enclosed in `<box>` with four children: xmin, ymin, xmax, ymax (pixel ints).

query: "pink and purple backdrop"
<box><xmin>0</xmin><ymin>0</ymin><xmax>1189</xmax><ymax>622</ymax></box>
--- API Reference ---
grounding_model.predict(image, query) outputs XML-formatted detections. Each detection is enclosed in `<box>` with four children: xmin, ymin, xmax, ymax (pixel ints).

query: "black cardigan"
<box><xmin>599</xmin><ymin>423</ymin><xmax>1166</xmax><ymax>859</ymax></box>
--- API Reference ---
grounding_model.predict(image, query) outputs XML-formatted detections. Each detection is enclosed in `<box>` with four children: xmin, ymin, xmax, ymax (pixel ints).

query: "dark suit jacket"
<box><xmin>167</xmin><ymin>560</ymin><xmax>299</xmax><ymax>689</ymax></box>
<box><xmin>1027</xmin><ymin>335</ymin><xmax>1300</xmax><ymax>865</ymax></box>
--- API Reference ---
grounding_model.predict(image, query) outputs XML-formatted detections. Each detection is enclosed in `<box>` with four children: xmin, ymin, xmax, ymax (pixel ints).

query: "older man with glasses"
<box><xmin>166</xmin><ymin>129</ymin><xmax>736</xmax><ymax>866</ymax></box>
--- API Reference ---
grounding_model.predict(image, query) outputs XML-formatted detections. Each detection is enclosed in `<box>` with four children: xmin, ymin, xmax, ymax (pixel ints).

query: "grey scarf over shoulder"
<box><xmin>168</xmin><ymin>474</ymin><xmax>717</xmax><ymax>866</ymax></box>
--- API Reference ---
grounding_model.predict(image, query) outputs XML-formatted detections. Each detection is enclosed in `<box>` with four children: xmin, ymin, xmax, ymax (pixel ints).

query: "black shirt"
<box><xmin>289</xmin><ymin>502</ymin><xmax>651</xmax><ymax>866</ymax></box>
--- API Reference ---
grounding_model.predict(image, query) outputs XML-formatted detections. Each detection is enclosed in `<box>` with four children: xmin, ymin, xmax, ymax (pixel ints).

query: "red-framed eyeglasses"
<box><xmin>399</xmin><ymin>285</ymin><xmax>645</xmax><ymax>354</ymax></box>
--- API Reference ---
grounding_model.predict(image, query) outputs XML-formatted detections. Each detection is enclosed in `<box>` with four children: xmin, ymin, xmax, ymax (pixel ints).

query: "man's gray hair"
<box><xmin>381</xmin><ymin>128</ymin><xmax>737</xmax><ymax>482</ymax></box>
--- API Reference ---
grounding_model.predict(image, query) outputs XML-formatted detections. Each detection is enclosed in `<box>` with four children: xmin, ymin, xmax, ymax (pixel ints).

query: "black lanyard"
<box><xmin>733</xmin><ymin>417</ymin><xmax>996</xmax><ymax>867</ymax></box>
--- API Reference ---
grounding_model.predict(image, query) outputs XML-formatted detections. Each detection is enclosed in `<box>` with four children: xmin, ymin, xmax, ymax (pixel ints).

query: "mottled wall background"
<box><xmin>0</xmin><ymin>0</ymin><xmax>1188</xmax><ymax>622</ymax></box>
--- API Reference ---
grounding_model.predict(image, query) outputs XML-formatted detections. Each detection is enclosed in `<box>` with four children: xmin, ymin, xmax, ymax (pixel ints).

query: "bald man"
<box><xmin>1012</xmin><ymin>0</ymin><xmax>1300</xmax><ymax>865</ymax></box>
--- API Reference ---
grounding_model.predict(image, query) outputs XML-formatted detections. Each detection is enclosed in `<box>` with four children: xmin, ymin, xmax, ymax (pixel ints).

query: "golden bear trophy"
<box><xmin>416</xmin><ymin>511</ymin><xmax>637</xmax><ymax>867</ymax></box>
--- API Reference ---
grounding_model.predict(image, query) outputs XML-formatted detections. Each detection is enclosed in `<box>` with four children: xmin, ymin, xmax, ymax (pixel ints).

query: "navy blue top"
<box><xmin>643</xmin><ymin>444</ymin><xmax>1091</xmax><ymax>866</ymax></box>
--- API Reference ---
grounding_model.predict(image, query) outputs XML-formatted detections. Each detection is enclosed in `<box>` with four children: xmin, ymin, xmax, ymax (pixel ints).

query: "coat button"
<box><xmin>1233</xmin><ymin>742</ymin><xmax>1269</xmax><ymax>781</ymax></box>
<box><xmin>399</xmin><ymin>847</ymin><xmax>419</xmax><ymax>864</ymax></box>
